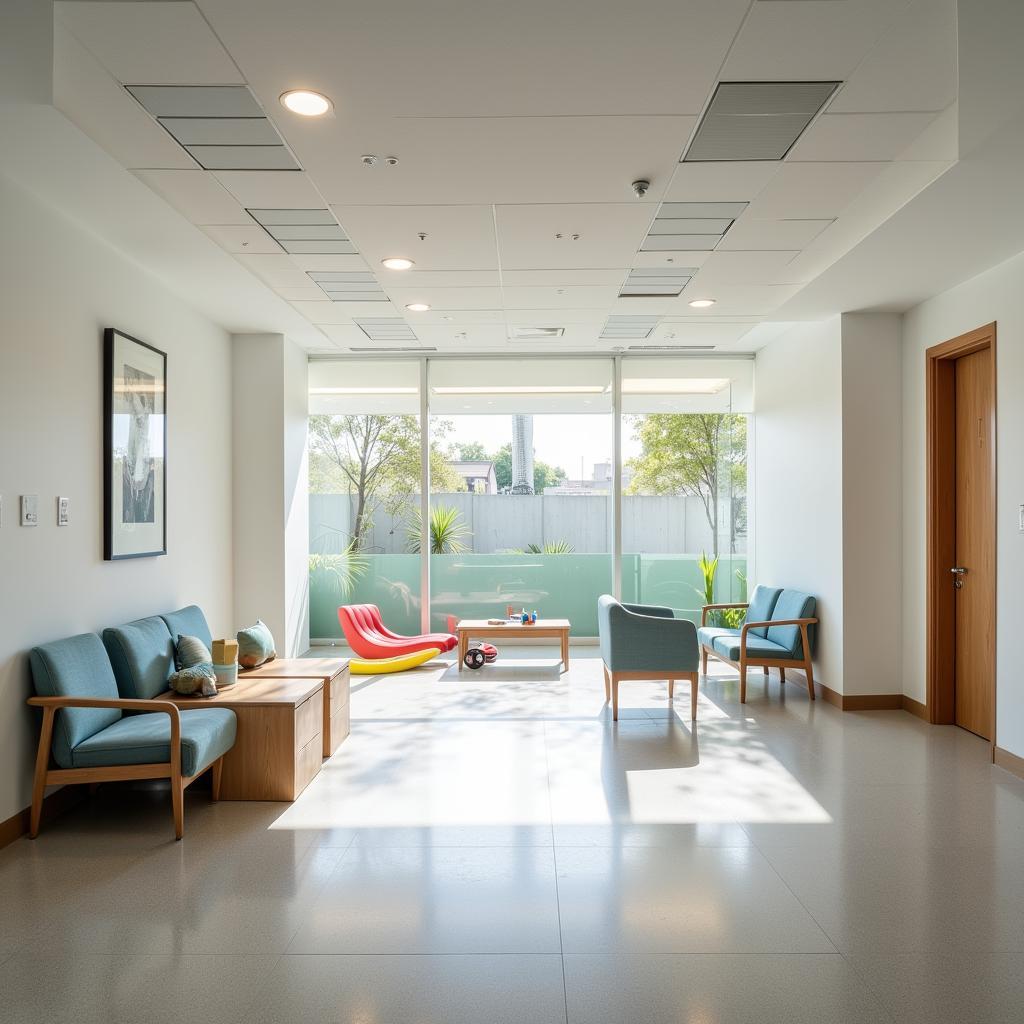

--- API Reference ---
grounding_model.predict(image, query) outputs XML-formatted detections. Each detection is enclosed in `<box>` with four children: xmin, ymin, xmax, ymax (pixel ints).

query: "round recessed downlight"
<box><xmin>406</xmin><ymin>302</ymin><xmax>431</xmax><ymax>312</ymax></box>
<box><xmin>381</xmin><ymin>257</ymin><xmax>414</xmax><ymax>270</ymax></box>
<box><xmin>280</xmin><ymin>90</ymin><xmax>332</xmax><ymax>116</ymax></box>
<box><xmin>689</xmin><ymin>298</ymin><xmax>716</xmax><ymax>308</ymax></box>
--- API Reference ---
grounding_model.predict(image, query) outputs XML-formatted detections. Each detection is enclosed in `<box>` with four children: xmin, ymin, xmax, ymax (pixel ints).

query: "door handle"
<box><xmin>951</xmin><ymin>567</ymin><xmax>968</xmax><ymax>589</ymax></box>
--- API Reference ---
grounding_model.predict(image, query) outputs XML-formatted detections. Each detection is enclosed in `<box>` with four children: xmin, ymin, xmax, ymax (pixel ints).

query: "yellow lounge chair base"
<box><xmin>349</xmin><ymin>647</ymin><xmax>441</xmax><ymax>674</ymax></box>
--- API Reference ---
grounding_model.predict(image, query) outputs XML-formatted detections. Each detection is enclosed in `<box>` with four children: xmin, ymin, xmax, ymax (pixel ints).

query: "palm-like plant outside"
<box><xmin>406</xmin><ymin>504</ymin><xmax>472</xmax><ymax>554</ymax></box>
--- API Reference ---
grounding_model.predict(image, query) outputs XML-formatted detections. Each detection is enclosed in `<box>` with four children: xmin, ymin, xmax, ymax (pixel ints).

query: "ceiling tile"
<box><xmin>502</xmin><ymin>286</ymin><xmax>622</xmax><ymax>309</ymax></box>
<box><xmin>394</xmin><ymin>270</ymin><xmax>501</xmax><ymax>288</ymax></box>
<box><xmin>200</xmin><ymin>224</ymin><xmax>282</xmax><ymax>254</ymax></box>
<box><xmin>691</xmin><ymin>250</ymin><xmax>804</xmax><ymax>287</ymax></box>
<box><xmin>234</xmin><ymin>253</ymin><xmax>315</xmax><ymax>288</ymax></box>
<box><xmin>159</xmin><ymin>117</ymin><xmax>283</xmax><ymax>146</ymax></box>
<box><xmin>56</xmin><ymin>1</ymin><xmax>244</xmax><ymax>85</ymax></box>
<box><xmin>717</xmin><ymin>218</ymin><xmax>834</xmax><ymax>251</ymax></box>
<box><xmin>185</xmin><ymin>145</ymin><xmax>299</xmax><ymax>171</ymax></box>
<box><xmin>632</xmin><ymin>250</ymin><xmax>712</xmax><ymax>269</ymax></box>
<box><xmin>131</xmin><ymin>169</ymin><xmax>251</xmax><ymax>225</ymax></box>
<box><xmin>501</xmin><ymin>270</ymin><xmax>628</xmax><ymax>287</ymax></box>
<box><xmin>503</xmin><ymin>308</ymin><xmax>608</xmax><ymax>325</ymax></box>
<box><xmin>495</xmin><ymin>204</ymin><xmax>652</xmax><ymax>270</ymax></box>
<box><xmin>274</xmin><ymin>285</ymin><xmax>329</xmax><ymax>302</ymax></box>
<box><xmin>380</xmin><ymin>287</ymin><xmax>504</xmax><ymax>311</ymax></box>
<box><xmin>788</xmin><ymin>112</ymin><xmax>941</xmax><ymax>162</ymax></box>
<box><xmin>744</xmin><ymin>162</ymin><xmax>887</xmax><ymax>220</ymax></box>
<box><xmin>664</xmin><ymin>161</ymin><xmax>780</xmax><ymax>203</ymax></box>
<box><xmin>213</xmin><ymin>170</ymin><xmax>324</xmax><ymax>208</ymax></box>
<box><xmin>317</xmin><ymin>324</ymin><xmax>372</xmax><ymax>347</ymax></box>
<box><xmin>333</xmin><ymin>205</ymin><xmax>498</xmax><ymax>272</ymax></box>
<box><xmin>288</xmin><ymin>254</ymin><xmax>371</xmax><ymax>273</ymax></box>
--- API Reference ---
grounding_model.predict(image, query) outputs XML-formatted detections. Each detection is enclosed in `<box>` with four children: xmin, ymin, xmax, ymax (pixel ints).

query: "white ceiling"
<box><xmin>51</xmin><ymin>0</ymin><xmax>961</xmax><ymax>353</ymax></box>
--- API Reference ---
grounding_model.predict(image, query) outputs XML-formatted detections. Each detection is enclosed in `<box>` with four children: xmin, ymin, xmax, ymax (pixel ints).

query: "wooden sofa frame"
<box><xmin>699</xmin><ymin>603</ymin><xmax>819</xmax><ymax>703</ymax></box>
<box><xmin>28</xmin><ymin>695</ymin><xmax>224</xmax><ymax>841</ymax></box>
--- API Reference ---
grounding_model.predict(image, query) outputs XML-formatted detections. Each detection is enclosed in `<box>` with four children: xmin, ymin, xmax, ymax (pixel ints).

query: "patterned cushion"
<box><xmin>237</xmin><ymin>620</ymin><xmax>277</xmax><ymax>668</ymax></box>
<box><xmin>175</xmin><ymin>634</ymin><xmax>212</xmax><ymax>670</ymax></box>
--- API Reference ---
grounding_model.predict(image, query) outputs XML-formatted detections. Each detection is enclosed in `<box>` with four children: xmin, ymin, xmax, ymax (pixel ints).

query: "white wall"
<box><xmin>901</xmin><ymin>250</ymin><xmax>1024</xmax><ymax>756</ymax></box>
<box><xmin>0</xmin><ymin>172</ymin><xmax>233</xmax><ymax>823</ymax></box>
<box><xmin>840</xmin><ymin>313</ymin><xmax>903</xmax><ymax>695</ymax></box>
<box><xmin>232</xmin><ymin>334</ymin><xmax>309</xmax><ymax>658</ymax></box>
<box><xmin>754</xmin><ymin>319</ymin><xmax>845</xmax><ymax>692</ymax></box>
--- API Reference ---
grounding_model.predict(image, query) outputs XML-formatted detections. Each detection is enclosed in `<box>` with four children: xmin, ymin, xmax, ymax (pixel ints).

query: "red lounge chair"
<box><xmin>338</xmin><ymin>604</ymin><xmax>457</xmax><ymax>659</ymax></box>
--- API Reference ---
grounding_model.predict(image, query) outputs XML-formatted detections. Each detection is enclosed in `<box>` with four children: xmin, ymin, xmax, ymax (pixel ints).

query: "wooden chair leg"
<box><xmin>668</xmin><ymin>679</ymin><xmax>675</xmax><ymax>700</ymax></box>
<box><xmin>172</xmin><ymin>779</ymin><xmax>185</xmax><ymax>840</ymax></box>
<box><xmin>804</xmin><ymin>658</ymin><xmax>815</xmax><ymax>700</ymax></box>
<box><xmin>602</xmin><ymin>664</ymin><xmax>610</xmax><ymax>703</ymax></box>
<box><xmin>739</xmin><ymin>659</ymin><xmax>748</xmax><ymax>704</ymax></box>
<box><xmin>763</xmin><ymin>665</ymin><xmax>768</xmax><ymax>677</ymax></box>
<box><xmin>690</xmin><ymin>672</ymin><xmax>698</xmax><ymax>721</ymax></box>
<box><xmin>701</xmin><ymin>647</ymin><xmax>708</xmax><ymax>674</ymax></box>
<box><xmin>780</xmin><ymin>666</ymin><xmax>786</xmax><ymax>684</ymax></box>
<box><xmin>611</xmin><ymin>675</ymin><xmax>619</xmax><ymax>722</ymax></box>
<box><xmin>29</xmin><ymin>707</ymin><xmax>55</xmax><ymax>839</ymax></box>
<box><xmin>211</xmin><ymin>757</ymin><xmax>223</xmax><ymax>801</ymax></box>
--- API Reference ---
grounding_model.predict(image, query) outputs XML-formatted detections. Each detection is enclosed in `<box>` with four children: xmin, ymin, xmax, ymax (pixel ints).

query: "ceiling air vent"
<box><xmin>639</xmin><ymin>203</ymin><xmax>746</xmax><ymax>254</ymax></box>
<box><xmin>683</xmin><ymin>81</ymin><xmax>840</xmax><ymax>162</ymax></box>
<box><xmin>245</xmin><ymin>211</ymin><xmax>358</xmax><ymax>256</ymax></box>
<box><xmin>511</xmin><ymin>326</ymin><xmax>565</xmax><ymax>339</ymax></box>
<box><xmin>126</xmin><ymin>85</ymin><xmax>300</xmax><ymax>170</ymax></box>
<box><xmin>306</xmin><ymin>269</ymin><xmax>386</xmax><ymax>301</ymax></box>
<box><xmin>349</xmin><ymin>346</ymin><xmax>434</xmax><ymax>353</ymax></box>
<box><xmin>600</xmin><ymin>316</ymin><xmax>660</xmax><ymax>340</ymax></box>
<box><xmin>618</xmin><ymin>265</ymin><xmax>699</xmax><ymax>295</ymax></box>
<box><xmin>355</xmin><ymin>318</ymin><xmax>418</xmax><ymax>342</ymax></box>
<box><xmin>626</xmin><ymin>344</ymin><xmax>717</xmax><ymax>351</ymax></box>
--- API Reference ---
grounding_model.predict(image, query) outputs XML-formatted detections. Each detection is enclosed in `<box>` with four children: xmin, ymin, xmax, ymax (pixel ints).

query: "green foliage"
<box><xmin>452</xmin><ymin>441</ymin><xmax>488</xmax><ymax>460</ymax></box>
<box><xmin>491</xmin><ymin>443</ymin><xmax>567</xmax><ymax>493</ymax></box>
<box><xmin>522</xmin><ymin>539</ymin><xmax>575</xmax><ymax>554</ymax></box>
<box><xmin>309</xmin><ymin>414</ymin><xmax>464</xmax><ymax>549</ymax></box>
<box><xmin>406</xmin><ymin>504</ymin><xmax>472</xmax><ymax>554</ymax></box>
<box><xmin>627</xmin><ymin>413</ymin><xmax>747</xmax><ymax>554</ymax></box>
<box><xmin>695</xmin><ymin>550</ymin><xmax>719</xmax><ymax>608</ymax></box>
<box><xmin>308</xmin><ymin>543</ymin><xmax>369</xmax><ymax>600</ymax></box>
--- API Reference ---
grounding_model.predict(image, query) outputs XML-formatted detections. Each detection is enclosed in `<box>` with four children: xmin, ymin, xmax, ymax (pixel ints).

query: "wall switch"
<box><xmin>1019</xmin><ymin>503</ymin><xmax>1024</xmax><ymax>533</ymax></box>
<box><xmin>57</xmin><ymin>496</ymin><xmax>70</xmax><ymax>526</ymax></box>
<box><xmin>20</xmin><ymin>494</ymin><xmax>38</xmax><ymax>527</ymax></box>
<box><xmin>0</xmin><ymin>495</ymin><xmax>4</xmax><ymax>528</ymax></box>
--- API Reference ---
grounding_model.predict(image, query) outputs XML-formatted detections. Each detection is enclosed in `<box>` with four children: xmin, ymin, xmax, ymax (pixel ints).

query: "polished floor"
<box><xmin>3</xmin><ymin>649</ymin><xmax>1024</xmax><ymax>1023</ymax></box>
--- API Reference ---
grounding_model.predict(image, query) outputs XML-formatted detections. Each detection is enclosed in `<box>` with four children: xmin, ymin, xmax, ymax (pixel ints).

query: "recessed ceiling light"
<box><xmin>381</xmin><ymin>257</ymin><xmax>414</xmax><ymax>270</ymax></box>
<box><xmin>280</xmin><ymin>90</ymin><xmax>332</xmax><ymax>116</ymax></box>
<box><xmin>406</xmin><ymin>302</ymin><xmax>431</xmax><ymax>312</ymax></box>
<box><xmin>689</xmin><ymin>298</ymin><xmax>716</xmax><ymax>308</ymax></box>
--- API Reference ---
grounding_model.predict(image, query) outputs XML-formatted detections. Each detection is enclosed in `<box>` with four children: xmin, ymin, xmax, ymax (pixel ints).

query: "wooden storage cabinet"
<box><xmin>240</xmin><ymin>658</ymin><xmax>351</xmax><ymax>758</ymax></box>
<box><xmin>166</xmin><ymin>679</ymin><xmax>325</xmax><ymax>801</ymax></box>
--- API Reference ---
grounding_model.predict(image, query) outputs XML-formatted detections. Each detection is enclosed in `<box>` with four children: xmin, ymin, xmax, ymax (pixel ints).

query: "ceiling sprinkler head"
<box><xmin>361</xmin><ymin>154</ymin><xmax>378</xmax><ymax>166</ymax></box>
<box><xmin>384</xmin><ymin>156</ymin><xmax>399</xmax><ymax>166</ymax></box>
<box><xmin>632</xmin><ymin>179</ymin><xmax>651</xmax><ymax>199</ymax></box>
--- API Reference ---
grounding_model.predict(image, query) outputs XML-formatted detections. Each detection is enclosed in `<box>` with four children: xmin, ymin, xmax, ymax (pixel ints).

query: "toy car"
<box><xmin>463</xmin><ymin>642</ymin><xmax>498</xmax><ymax>670</ymax></box>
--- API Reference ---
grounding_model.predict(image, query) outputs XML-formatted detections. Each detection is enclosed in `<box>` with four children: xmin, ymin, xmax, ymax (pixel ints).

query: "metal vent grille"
<box><xmin>619</xmin><ymin>265</ymin><xmax>699</xmax><ymax>296</ymax></box>
<box><xmin>600</xmin><ymin>316</ymin><xmax>661</xmax><ymax>340</ymax></box>
<box><xmin>126</xmin><ymin>85</ymin><xmax>300</xmax><ymax>171</ymax></box>
<box><xmin>684</xmin><ymin>81</ymin><xmax>840</xmax><ymax>162</ymax></box>
<box><xmin>626</xmin><ymin>344</ymin><xmax>717</xmax><ymax>351</ymax></box>
<box><xmin>247</xmin><ymin>211</ymin><xmax>358</xmax><ymax>256</ymax></box>
<box><xmin>306</xmin><ymin>270</ymin><xmax>386</xmax><ymax>301</ymax></box>
<box><xmin>355</xmin><ymin>318</ymin><xmax>418</xmax><ymax>342</ymax></box>
<box><xmin>639</xmin><ymin>203</ymin><xmax>746</xmax><ymax>254</ymax></box>
<box><xmin>511</xmin><ymin>326</ymin><xmax>565</xmax><ymax>339</ymax></box>
<box><xmin>349</xmin><ymin>346</ymin><xmax>433</xmax><ymax>353</ymax></box>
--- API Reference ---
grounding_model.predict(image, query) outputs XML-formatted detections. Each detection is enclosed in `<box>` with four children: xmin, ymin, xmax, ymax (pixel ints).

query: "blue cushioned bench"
<box><xmin>697</xmin><ymin>586</ymin><xmax>818</xmax><ymax>703</ymax></box>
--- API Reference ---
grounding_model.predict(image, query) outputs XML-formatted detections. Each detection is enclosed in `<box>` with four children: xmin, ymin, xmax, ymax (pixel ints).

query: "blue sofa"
<box><xmin>27</xmin><ymin>606</ymin><xmax>236</xmax><ymax>840</ymax></box>
<box><xmin>597</xmin><ymin>595</ymin><xmax>700</xmax><ymax>721</ymax></box>
<box><xmin>698</xmin><ymin>586</ymin><xmax>818</xmax><ymax>703</ymax></box>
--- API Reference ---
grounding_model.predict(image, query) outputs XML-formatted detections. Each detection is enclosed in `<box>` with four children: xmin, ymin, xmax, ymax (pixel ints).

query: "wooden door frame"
<box><xmin>925</xmin><ymin>322</ymin><xmax>997</xmax><ymax>752</ymax></box>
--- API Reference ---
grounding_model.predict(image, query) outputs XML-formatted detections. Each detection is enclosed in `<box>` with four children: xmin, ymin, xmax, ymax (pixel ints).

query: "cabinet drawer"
<box><xmin>328</xmin><ymin>667</ymin><xmax>350</xmax><ymax>715</ymax></box>
<box><xmin>295</xmin><ymin>688</ymin><xmax>323</xmax><ymax>750</ymax></box>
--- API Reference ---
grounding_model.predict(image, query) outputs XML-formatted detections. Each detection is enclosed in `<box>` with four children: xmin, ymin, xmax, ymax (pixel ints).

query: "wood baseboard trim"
<box><xmin>0</xmin><ymin>785</ymin><xmax>86</xmax><ymax>851</ymax></box>
<box><xmin>994</xmin><ymin>745</ymin><xmax>1024</xmax><ymax>780</ymax></box>
<box><xmin>901</xmin><ymin>695</ymin><xmax>929</xmax><ymax>720</ymax></box>
<box><xmin>816</xmin><ymin>682</ymin><xmax>915</xmax><ymax>713</ymax></box>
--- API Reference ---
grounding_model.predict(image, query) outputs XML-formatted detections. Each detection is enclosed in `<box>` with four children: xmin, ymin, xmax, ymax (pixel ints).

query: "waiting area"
<box><xmin>2</xmin><ymin>2</ymin><xmax>1024</xmax><ymax>1022</ymax></box>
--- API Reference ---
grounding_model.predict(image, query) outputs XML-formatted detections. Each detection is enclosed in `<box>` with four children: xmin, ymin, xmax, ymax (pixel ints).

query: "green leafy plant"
<box><xmin>695</xmin><ymin>550</ymin><xmax>719</xmax><ymax>608</ymax></box>
<box><xmin>523</xmin><ymin>540</ymin><xmax>575</xmax><ymax>554</ymax></box>
<box><xmin>406</xmin><ymin>504</ymin><xmax>472</xmax><ymax>554</ymax></box>
<box><xmin>308</xmin><ymin>543</ymin><xmax>369</xmax><ymax>599</ymax></box>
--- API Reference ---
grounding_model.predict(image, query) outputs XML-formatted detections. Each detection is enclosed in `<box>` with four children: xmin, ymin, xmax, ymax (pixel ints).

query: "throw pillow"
<box><xmin>237</xmin><ymin>620</ymin><xmax>277</xmax><ymax>668</ymax></box>
<box><xmin>169</xmin><ymin>663</ymin><xmax>218</xmax><ymax>696</ymax></box>
<box><xmin>175</xmin><ymin>634</ymin><xmax>212</xmax><ymax>670</ymax></box>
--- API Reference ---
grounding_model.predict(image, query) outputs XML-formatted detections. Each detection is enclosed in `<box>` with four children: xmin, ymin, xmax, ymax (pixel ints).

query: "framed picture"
<box><xmin>103</xmin><ymin>328</ymin><xmax>167</xmax><ymax>560</ymax></box>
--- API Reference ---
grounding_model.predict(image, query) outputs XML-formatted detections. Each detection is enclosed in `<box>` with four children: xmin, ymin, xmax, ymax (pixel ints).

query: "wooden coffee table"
<box><xmin>456</xmin><ymin>618</ymin><xmax>571</xmax><ymax>672</ymax></box>
<box><xmin>239</xmin><ymin>657</ymin><xmax>350</xmax><ymax>758</ymax></box>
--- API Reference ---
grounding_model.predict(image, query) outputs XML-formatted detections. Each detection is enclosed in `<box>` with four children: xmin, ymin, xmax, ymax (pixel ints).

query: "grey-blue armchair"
<box><xmin>597</xmin><ymin>595</ymin><xmax>700</xmax><ymax>721</ymax></box>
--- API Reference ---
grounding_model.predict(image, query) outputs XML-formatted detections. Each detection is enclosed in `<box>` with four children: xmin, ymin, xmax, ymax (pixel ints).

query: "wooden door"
<box><xmin>953</xmin><ymin>347</ymin><xmax>995</xmax><ymax>738</ymax></box>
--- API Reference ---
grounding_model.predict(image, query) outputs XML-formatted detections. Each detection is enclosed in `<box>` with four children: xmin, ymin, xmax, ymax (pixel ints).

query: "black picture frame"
<box><xmin>103</xmin><ymin>328</ymin><xmax>167</xmax><ymax>560</ymax></box>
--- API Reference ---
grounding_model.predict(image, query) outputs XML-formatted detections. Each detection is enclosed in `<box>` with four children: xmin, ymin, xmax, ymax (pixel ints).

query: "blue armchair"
<box><xmin>597</xmin><ymin>595</ymin><xmax>700</xmax><ymax>721</ymax></box>
<box><xmin>28</xmin><ymin>632</ymin><xmax>236</xmax><ymax>839</ymax></box>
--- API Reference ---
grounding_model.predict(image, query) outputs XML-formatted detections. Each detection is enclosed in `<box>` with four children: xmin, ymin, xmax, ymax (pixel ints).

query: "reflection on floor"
<box><xmin>3</xmin><ymin>648</ymin><xmax>1024</xmax><ymax>1023</ymax></box>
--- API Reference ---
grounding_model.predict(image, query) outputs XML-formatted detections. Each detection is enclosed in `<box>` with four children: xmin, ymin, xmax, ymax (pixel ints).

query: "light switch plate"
<box><xmin>1019</xmin><ymin>503</ymin><xmax>1024</xmax><ymax>533</ymax></box>
<box><xmin>57</xmin><ymin>496</ymin><xmax>70</xmax><ymax>526</ymax></box>
<box><xmin>20</xmin><ymin>494</ymin><xmax>38</xmax><ymax>527</ymax></box>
